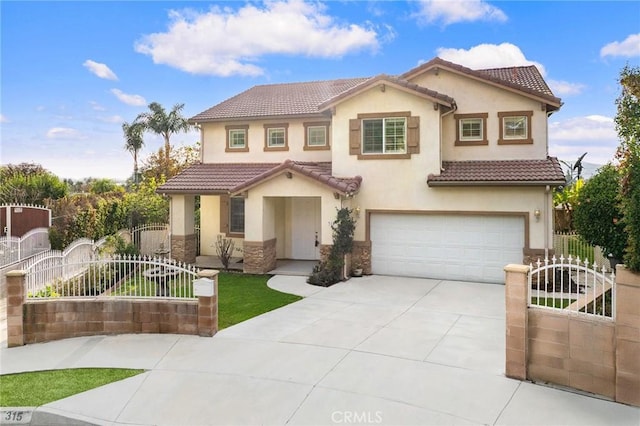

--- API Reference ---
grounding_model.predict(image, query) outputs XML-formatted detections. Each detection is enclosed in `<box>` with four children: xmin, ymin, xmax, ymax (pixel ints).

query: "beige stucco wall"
<box><xmin>199</xmin><ymin>195</ymin><xmax>242</xmax><ymax>256</ymax></box>
<box><xmin>170</xmin><ymin>195</ymin><xmax>195</xmax><ymax>236</ymax></box>
<box><xmin>244</xmin><ymin>173</ymin><xmax>341</xmax><ymax>245</ymax></box>
<box><xmin>409</xmin><ymin>68</ymin><xmax>549</xmax><ymax>161</ymax></box>
<box><xmin>200</xmin><ymin>119</ymin><xmax>332</xmax><ymax>164</ymax></box>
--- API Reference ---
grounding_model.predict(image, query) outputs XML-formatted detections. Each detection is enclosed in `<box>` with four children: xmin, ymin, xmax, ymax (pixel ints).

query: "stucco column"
<box><xmin>170</xmin><ymin>195</ymin><xmax>196</xmax><ymax>264</ymax></box>
<box><xmin>615</xmin><ymin>265</ymin><xmax>640</xmax><ymax>406</ymax></box>
<box><xmin>6</xmin><ymin>270</ymin><xmax>26</xmax><ymax>347</ymax></box>
<box><xmin>197</xmin><ymin>270</ymin><xmax>219</xmax><ymax>337</ymax></box>
<box><xmin>504</xmin><ymin>264</ymin><xmax>530</xmax><ymax>380</ymax></box>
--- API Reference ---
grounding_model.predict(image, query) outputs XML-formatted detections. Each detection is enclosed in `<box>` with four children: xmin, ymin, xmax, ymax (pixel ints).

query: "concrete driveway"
<box><xmin>1</xmin><ymin>275</ymin><xmax>638</xmax><ymax>425</ymax></box>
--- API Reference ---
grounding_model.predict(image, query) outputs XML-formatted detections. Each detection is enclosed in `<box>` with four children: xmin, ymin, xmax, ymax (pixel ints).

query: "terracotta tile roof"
<box><xmin>190</xmin><ymin>78</ymin><xmax>369</xmax><ymax>122</ymax></box>
<box><xmin>402</xmin><ymin>57</ymin><xmax>562</xmax><ymax>108</ymax></box>
<box><xmin>156</xmin><ymin>161</ymin><xmax>362</xmax><ymax>195</ymax></box>
<box><xmin>427</xmin><ymin>157</ymin><xmax>566</xmax><ymax>186</ymax></box>
<box><xmin>318</xmin><ymin>74</ymin><xmax>455</xmax><ymax>111</ymax></box>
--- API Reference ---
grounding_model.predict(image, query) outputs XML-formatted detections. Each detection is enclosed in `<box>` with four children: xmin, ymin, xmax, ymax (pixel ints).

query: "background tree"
<box><xmin>134</xmin><ymin>102</ymin><xmax>192</xmax><ymax>178</ymax></box>
<box><xmin>122</xmin><ymin>121</ymin><xmax>145</xmax><ymax>184</ymax></box>
<box><xmin>615</xmin><ymin>65</ymin><xmax>640</xmax><ymax>271</ymax></box>
<box><xmin>0</xmin><ymin>163</ymin><xmax>67</xmax><ymax>205</ymax></box>
<box><xmin>573</xmin><ymin>164</ymin><xmax>626</xmax><ymax>262</ymax></box>
<box><xmin>141</xmin><ymin>142</ymin><xmax>199</xmax><ymax>181</ymax></box>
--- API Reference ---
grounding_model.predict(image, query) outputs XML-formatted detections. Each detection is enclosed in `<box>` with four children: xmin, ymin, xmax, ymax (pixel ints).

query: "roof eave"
<box><xmin>155</xmin><ymin>188</ymin><xmax>230</xmax><ymax>196</ymax></box>
<box><xmin>427</xmin><ymin>180</ymin><xmax>566</xmax><ymax>187</ymax></box>
<box><xmin>189</xmin><ymin>112</ymin><xmax>330</xmax><ymax>124</ymax></box>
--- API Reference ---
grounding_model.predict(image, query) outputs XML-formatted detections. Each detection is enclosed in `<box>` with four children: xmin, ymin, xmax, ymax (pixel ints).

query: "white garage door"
<box><xmin>370</xmin><ymin>214</ymin><xmax>524</xmax><ymax>284</ymax></box>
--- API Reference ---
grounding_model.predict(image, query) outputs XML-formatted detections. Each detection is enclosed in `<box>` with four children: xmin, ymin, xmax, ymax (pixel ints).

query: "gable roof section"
<box><xmin>190</xmin><ymin>78</ymin><xmax>369</xmax><ymax>123</ymax></box>
<box><xmin>427</xmin><ymin>157</ymin><xmax>566</xmax><ymax>186</ymax></box>
<box><xmin>156</xmin><ymin>161</ymin><xmax>362</xmax><ymax>196</ymax></box>
<box><xmin>318</xmin><ymin>74</ymin><xmax>455</xmax><ymax>112</ymax></box>
<box><xmin>401</xmin><ymin>57</ymin><xmax>562</xmax><ymax>110</ymax></box>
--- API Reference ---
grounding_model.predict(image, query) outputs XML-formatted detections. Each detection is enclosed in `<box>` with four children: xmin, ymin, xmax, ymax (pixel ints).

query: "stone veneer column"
<box><xmin>504</xmin><ymin>264</ymin><xmax>530</xmax><ymax>380</ymax></box>
<box><xmin>352</xmin><ymin>241</ymin><xmax>372</xmax><ymax>275</ymax></box>
<box><xmin>6</xmin><ymin>270</ymin><xmax>26</xmax><ymax>347</ymax></box>
<box><xmin>243</xmin><ymin>239</ymin><xmax>277</xmax><ymax>274</ymax></box>
<box><xmin>615</xmin><ymin>265</ymin><xmax>640</xmax><ymax>406</ymax></box>
<box><xmin>171</xmin><ymin>234</ymin><xmax>197</xmax><ymax>264</ymax></box>
<box><xmin>197</xmin><ymin>270</ymin><xmax>219</xmax><ymax>337</ymax></box>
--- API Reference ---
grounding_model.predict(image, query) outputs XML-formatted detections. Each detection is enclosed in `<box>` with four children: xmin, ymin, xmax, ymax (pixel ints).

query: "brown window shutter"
<box><xmin>220</xmin><ymin>195</ymin><xmax>229</xmax><ymax>234</ymax></box>
<box><xmin>349</xmin><ymin>118</ymin><xmax>360</xmax><ymax>155</ymax></box>
<box><xmin>407</xmin><ymin>116</ymin><xmax>420</xmax><ymax>154</ymax></box>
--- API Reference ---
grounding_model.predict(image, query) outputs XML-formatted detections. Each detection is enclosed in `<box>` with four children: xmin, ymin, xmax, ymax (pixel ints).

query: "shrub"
<box><xmin>573</xmin><ymin>165</ymin><xmax>626</xmax><ymax>260</ymax></box>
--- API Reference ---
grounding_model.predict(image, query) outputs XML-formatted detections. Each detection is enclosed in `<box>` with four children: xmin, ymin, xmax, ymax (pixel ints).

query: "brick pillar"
<box><xmin>6</xmin><ymin>270</ymin><xmax>26</xmax><ymax>347</ymax></box>
<box><xmin>504</xmin><ymin>264</ymin><xmax>530</xmax><ymax>380</ymax></box>
<box><xmin>615</xmin><ymin>265</ymin><xmax>640</xmax><ymax>406</ymax></box>
<box><xmin>197</xmin><ymin>270</ymin><xmax>219</xmax><ymax>337</ymax></box>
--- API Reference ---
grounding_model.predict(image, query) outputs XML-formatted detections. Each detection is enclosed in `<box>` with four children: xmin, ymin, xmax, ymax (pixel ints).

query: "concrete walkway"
<box><xmin>1</xmin><ymin>276</ymin><xmax>638</xmax><ymax>425</ymax></box>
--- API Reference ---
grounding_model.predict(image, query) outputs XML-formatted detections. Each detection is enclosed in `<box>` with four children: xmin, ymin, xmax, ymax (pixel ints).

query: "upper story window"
<box><xmin>263</xmin><ymin>123</ymin><xmax>289</xmax><ymax>151</ymax></box>
<box><xmin>498</xmin><ymin>111</ymin><xmax>533</xmax><ymax>145</ymax></box>
<box><xmin>363</xmin><ymin>117</ymin><xmax>406</xmax><ymax>154</ymax></box>
<box><xmin>454</xmin><ymin>113</ymin><xmax>488</xmax><ymax>146</ymax></box>
<box><xmin>304</xmin><ymin>122</ymin><xmax>330</xmax><ymax>150</ymax></box>
<box><xmin>225</xmin><ymin>125</ymin><xmax>249</xmax><ymax>152</ymax></box>
<box><xmin>349</xmin><ymin>112</ymin><xmax>419</xmax><ymax>160</ymax></box>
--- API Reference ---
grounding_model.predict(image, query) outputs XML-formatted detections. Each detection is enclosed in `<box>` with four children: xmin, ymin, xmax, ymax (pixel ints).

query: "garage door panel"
<box><xmin>371</xmin><ymin>214</ymin><xmax>524</xmax><ymax>284</ymax></box>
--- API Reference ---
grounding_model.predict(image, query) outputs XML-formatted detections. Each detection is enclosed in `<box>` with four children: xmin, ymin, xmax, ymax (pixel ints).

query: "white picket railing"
<box><xmin>529</xmin><ymin>256</ymin><xmax>615</xmax><ymax>319</ymax></box>
<box><xmin>26</xmin><ymin>255</ymin><xmax>199</xmax><ymax>299</ymax></box>
<box><xmin>0</xmin><ymin>227</ymin><xmax>50</xmax><ymax>267</ymax></box>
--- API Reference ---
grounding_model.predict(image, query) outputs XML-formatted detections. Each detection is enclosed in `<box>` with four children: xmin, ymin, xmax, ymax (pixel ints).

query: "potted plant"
<box><xmin>351</xmin><ymin>259</ymin><xmax>363</xmax><ymax>277</ymax></box>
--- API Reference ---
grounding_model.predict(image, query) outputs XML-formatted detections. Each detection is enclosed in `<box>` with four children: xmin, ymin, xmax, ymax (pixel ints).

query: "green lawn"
<box><xmin>531</xmin><ymin>297</ymin><xmax>575</xmax><ymax>309</ymax></box>
<box><xmin>0</xmin><ymin>368</ymin><xmax>144</xmax><ymax>407</ymax></box>
<box><xmin>218</xmin><ymin>273</ymin><xmax>302</xmax><ymax>329</ymax></box>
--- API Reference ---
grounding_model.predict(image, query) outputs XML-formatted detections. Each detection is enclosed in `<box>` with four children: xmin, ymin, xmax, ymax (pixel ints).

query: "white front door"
<box><xmin>291</xmin><ymin>197</ymin><xmax>320</xmax><ymax>260</ymax></box>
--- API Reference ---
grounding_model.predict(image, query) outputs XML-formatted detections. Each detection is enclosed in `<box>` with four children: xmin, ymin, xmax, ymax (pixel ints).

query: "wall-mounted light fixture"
<box><xmin>534</xmin><ymin>209</ymin><xmax>541</xmax><ymax>221</ymax></box>
<box><xmin>355</xmin><ymin>206</ymin><xmax>361</xmax><ymax>218</ymax></box>
<box><xmin>285</xmin><ymin>172</ymin><xmax>292</xmax><ymax>179</ymax></box>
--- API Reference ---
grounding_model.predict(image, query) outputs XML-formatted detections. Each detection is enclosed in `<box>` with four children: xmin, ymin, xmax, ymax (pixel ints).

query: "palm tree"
<box><xmin>134</xmin><ymin>102</ymin><xmax>192</xmax><ymax>164</ymax></box>
<box><xmin>122</xmin><ymin>121</ymin><xmax>145</xmax><ymax>184</ymax></box>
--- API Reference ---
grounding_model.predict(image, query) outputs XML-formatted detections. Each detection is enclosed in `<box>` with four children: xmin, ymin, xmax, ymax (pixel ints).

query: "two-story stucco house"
<box><xmin>158</xmin><ymin>57</ymin><xmax>565</xmax><ymax>284</ymax></box>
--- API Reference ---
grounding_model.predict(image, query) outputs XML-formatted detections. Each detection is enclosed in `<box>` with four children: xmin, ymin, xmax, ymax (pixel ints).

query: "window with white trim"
<box><xmin>498</xmin><ymin>111</ymin><xmax>533</xmax><ymax>145</ymax></box>
<box><xmin>362</xmin><ymin>117</ymin><xmax>406</xmax><ymax>154</ymax></box>
<box><xmin>228</xmin><ymin>129</ymin><xmax>246</xmax><ymax>148</ymax></box>
<box><xmin>267</xmin><ymin>128</ymin><xmax>286</xmax><ymax>147</ymax></box>
<box><xmin>307</xmin><ymin>126</ymin><xmax>327</xmax><ymax>146</ymax></box>
<box><xmin>229</xmin><ymin>197</ymin><xmax>245</xmax><ymax>234</ymax></box>
<box><xmin>460</xmin><ymin>118</ymin><xmax>483</xmax><ymax>140</ymax></box>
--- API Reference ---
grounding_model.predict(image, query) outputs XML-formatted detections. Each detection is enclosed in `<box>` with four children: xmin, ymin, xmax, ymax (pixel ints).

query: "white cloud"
<box><xmin>134</xmin><ymin>0</ymin><xmax>379</xmax><ymax>77</ymax></box>
<box><xmin>414</xmin><ymin>0</ymin><xmax>507</xmax><ymax>25</ymax></box>
<box><xmin>46</xmin><ymin>127</ymin><xmax>85</xmax><ymax>140</ymax></box>
<box><xmin>0</xmin><ymin>114</ymin><xmax>8</xmax><ymax>123</ymax></box>
<box><xmin>436</xmin><ymin>43</ymin><xmax>547</xmax><ymax>75</ymax></box>
<box><xmin>83</xmin><ymin>59</ymin><xmax>118</xmax><ymax>80</ymax></box>
<box><xmin>111</xmin><ymin>89</ymin><xmax>146</xmax><ymax>106</ymax></box>
<box><xmin>600</xmin><ymin>33</ymin><xmax>640</xmax><ymax>58</ymax></box>
<box><xmin>90</xmin><ymin>101</ymin><xmax>106</xmax><ymax>111</ymax></box>
<box><xmin>547</xmin><ymin>80</ymin><xmax>586</xmax><ymax>96</ymax></box>
<box><xmin>99</xmin><ymin>115</ymin><xmax>124</xmax><ymax>123</ymax></box>
<box><xmin>548</xmin><ymin>115</ymin><xmax>618</xmax><ymax>165</ymax></box>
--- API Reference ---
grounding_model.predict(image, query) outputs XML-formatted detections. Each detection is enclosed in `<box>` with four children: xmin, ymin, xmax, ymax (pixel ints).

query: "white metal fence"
<box><xmin>529</xmin><ymin>256</ymin><xmax>615</xmax><ymax>319</ymax></box>
<box><xmin>0</xmin><ymin>227</ymin><xmax>50</xmax><ymax>267</ymax></box>
<box><xmin>26</xmin><ymin>255</ymin><xmax>199</xmax><ymax>299</ymax></box>
<box><xmin>553</xmin><ymin>232</ymin><xmax>611</xmax><ymax>272</ymax></box>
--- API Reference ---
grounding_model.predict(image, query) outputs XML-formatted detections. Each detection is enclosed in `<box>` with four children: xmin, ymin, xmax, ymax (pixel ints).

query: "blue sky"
<box><xmin>1</xmin><ymin>1</ymin><xmax>639</xmax><ymax>180</ymax></box>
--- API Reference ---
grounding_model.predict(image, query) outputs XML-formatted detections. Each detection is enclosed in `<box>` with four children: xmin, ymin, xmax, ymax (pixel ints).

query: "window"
<box><xmin>229</xmin><ymin>197</ymin><xmax>245</xmax><ymax>234</ymax></box>
<box><xmin>454</xmin><ymin>113</ymin><xmax>488</xmax><ymax>146</ymax></box>
<box><xmin>220</xmin><ymin>196</ymin><xmax>245</xmax><ymax>236</ymax></box>
<box><xmin>304</xmin><ymin>122</ymin><xmax>330</xmax><ymax>150</ymax></box>
<box><xmin>349</xmin><ymin>112</ymin><xmax>419</xmax><ymax>159</ymax></box>
<box><xmin>362</xmin><ymin>117</ymin><xmax>406</xmax><ymax>154</ymax></box>
<box><xmin>263</xmin><ymin>123</ymin><xmax>289</xmax><ymax>151</ymax></box>
<box><xmin>225</xmin><ymin>125</ymin><xmax>249</xmax><ymax>152</ymax></box>
<box><xmin>498</xmin><ymin>111</ymin><xmax>533</xmax><ymax>145</ymax></box>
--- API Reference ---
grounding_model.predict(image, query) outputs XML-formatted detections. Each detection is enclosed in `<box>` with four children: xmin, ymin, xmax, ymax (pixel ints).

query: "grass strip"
<box><xmin>218</xmin><ymin>273</ymin><xmax>302</xmax><ymax>329</ymax></box>
<box><xmin>0</xmin><ymin>368</ymin><xmax>144</xmax><ymax>407</ymax></box>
